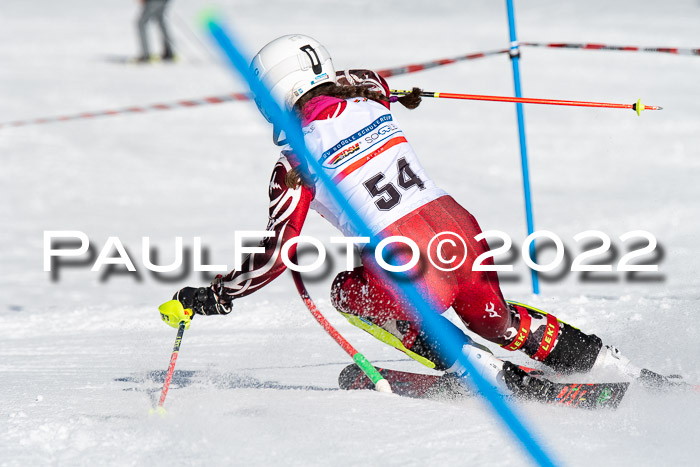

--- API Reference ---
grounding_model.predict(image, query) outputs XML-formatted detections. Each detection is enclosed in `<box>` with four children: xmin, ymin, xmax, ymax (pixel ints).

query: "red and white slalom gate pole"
<box><xmin>522</xmin><ymin>41</ymin><xmax>700</xmax><ymax>56</ymax></box>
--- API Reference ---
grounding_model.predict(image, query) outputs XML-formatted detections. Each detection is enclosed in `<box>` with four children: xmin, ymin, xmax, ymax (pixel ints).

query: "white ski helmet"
<box><xmin>250</xmin><ymin>34</ymin><xmax>336</xmax><ymax>122</ymax></box>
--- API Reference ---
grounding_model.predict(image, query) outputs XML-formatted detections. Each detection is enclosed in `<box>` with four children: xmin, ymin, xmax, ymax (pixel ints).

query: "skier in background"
<box><xmin>169</xmin><ymin>34</ymin><xmax>672</xmax><ymax>396</ymax></box>
<box><xmin>136</xmin><ymin>0</ymin><xmax>174</xmax><ymax>63</ymax></box>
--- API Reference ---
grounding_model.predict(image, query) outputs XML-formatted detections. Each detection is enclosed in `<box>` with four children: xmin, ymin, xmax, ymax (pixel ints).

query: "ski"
<box><xmin>339</xmin><ymin>364</ymin><xmax>630</xmax><ymax>409</ymax></box>
<box><xmin>638</xmin><ymin>369</ymin><xmax>700</xmax><ymax>393</ymax></box>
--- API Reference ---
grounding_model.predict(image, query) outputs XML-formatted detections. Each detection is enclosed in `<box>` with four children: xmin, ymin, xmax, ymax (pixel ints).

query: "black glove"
<box><xmin>173</xmin><ymin>286</ymin><xmax>232</xmax><ymax>316</ymax></box>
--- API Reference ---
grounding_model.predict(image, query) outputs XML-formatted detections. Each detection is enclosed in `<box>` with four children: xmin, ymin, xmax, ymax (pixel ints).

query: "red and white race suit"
<box><xmin>210</xmin><ymin>69</ymin><xmax>513</xmax><ymax>346</ymax></box>
<box><xmin>206</xmin><ymin>70</ymin><xmax>606</xmax><ymax>375</ymax></box>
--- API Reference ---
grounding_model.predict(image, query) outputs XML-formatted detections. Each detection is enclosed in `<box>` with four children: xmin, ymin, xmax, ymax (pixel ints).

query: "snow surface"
<box><xmin>1</xmin><ymin>0</ymin><xmax>699</xmax><ymax>465</ymax></box>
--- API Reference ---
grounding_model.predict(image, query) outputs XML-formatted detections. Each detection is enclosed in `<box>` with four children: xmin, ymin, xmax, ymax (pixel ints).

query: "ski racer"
<box><xmin>168</xmin><ymin>34</ymin><xmax>670</xmax><ymax>397</ymax></box>
<box><xmin>136</xmin><ymin>0</ymin><xmax>174</xmax><ymax>63</ymax></box>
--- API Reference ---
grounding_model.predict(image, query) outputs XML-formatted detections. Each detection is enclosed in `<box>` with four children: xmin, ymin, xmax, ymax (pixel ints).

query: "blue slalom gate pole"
<box><xmin>506</xmin><ymin>0</ymin><xmax>540</xmax><ymax>295</ymax></box>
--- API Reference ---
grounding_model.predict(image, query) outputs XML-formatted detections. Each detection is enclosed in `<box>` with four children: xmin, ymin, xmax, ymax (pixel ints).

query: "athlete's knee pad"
<box><xmin>502</xmin><ymin>301</ymin><xmax>603</xmax><ymax>373</ymax></box>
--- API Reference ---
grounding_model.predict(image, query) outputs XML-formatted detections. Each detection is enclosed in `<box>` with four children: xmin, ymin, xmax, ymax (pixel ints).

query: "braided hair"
<box><xmin>295</xmin><ymin>83</ymin><xmax>422</xmax><ymax>112</ymax></box>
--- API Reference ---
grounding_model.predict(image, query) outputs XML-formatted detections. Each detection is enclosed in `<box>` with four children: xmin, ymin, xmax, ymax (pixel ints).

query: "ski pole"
<box><xmin>290</xmin><ymin>269</ymin><xmax>392</xmax><ymax>393</ymax></box>
<box><xmin>150</xmin><ymin>319</ymin><xmax>187</xmax><ymax>415</ymax></box>
<box><xmin>391</xmin><ymin>89</ymin><xmax>662</xmax><ymax>116</ymax></box>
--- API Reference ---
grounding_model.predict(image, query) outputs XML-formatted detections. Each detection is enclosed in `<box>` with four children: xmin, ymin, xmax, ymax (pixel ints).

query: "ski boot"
<box><xmin>501</xmin><ymin>361</ymin><xmax>557</xmax><ymax>401</ymax></box>
<box><xmin>443</xmin><ymin>343</ymin><xmax>512</xmax><ymax>396</ymax></box>
<box><xmin>502</xmin><ymin>301</ymin><xmax>604</xmax><ymax>374</ymax></box>
<box><xmin>445</xmin><ymin>345</ymin><xmax>560</xmax><ymax>401</ymax></box>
